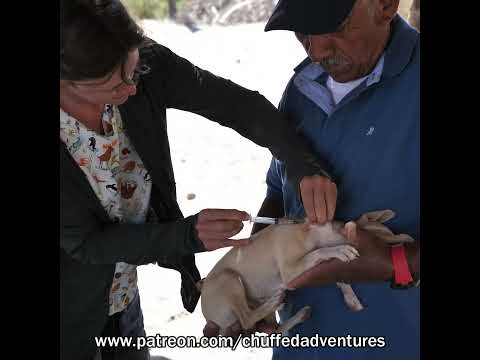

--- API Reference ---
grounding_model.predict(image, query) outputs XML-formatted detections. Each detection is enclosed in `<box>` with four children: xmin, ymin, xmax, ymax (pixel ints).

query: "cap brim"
<box><xmin>265</xmin><ymin>0</ymin><xmax>356</xmax><ymax>35</ymax></box>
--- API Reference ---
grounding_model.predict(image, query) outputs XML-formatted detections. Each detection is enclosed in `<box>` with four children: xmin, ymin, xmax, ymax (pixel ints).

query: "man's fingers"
<box><xmin>343</xmin><ymin>221</ymin><xmax>358</xmax><ymax>244</ymax></box>
<box><xmin>203</xmin><ymin>321</ymin><xmax>221</xmax><ymax>337</ymax></box>
<box><xmin>199</xmin><ymin>209</ymin><xmax>250</xmax><ymax>222</ymax></box>
<box><xmin>325</xmin><ymin>181</ymin><xmax>337</xmax><ymax>221</ymax></box>
<box><xmin>301</xmin><ymin>176</ymin><xmax>338</xmax><ymax>224</ymax></box>
<box><xmin>256</xmin><ymin>320</ymin><xmax>278</xmax><ymax>334</ymax></box>
<box><xmin>225</xmin><ymin>321</ymin><xmax>243</xmax><ymax>338</ymax></box>
<box><xmin>300</xmin><ymin>179</ymin><xmax>317</xmax><ymax>223</ymax></box>
<box><xmin>313</xmin><ymin>177</ymin><xmax>327</xmax><ymax>224</ymax></box>
<box><xmin>230</xmin><ymin>322</ymin><xmax>242</xmax><ymax>333</ymax></box>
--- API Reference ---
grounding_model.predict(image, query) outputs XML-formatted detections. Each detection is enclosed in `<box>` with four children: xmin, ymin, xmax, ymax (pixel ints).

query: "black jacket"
<box><xmin>60</xmin><ymin>41</ymin><xmax>328</xmax><ymax>359</ymax></box>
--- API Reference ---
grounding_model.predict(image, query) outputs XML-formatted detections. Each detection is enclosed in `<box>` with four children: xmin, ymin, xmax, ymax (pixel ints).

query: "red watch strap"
<box><xmin>391</xmin><ymin>245</ymin><xmax>413</xmax><ymax>286</ymax></box>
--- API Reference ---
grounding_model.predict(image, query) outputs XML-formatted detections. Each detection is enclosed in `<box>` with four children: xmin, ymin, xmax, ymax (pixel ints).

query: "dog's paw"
<box><xmin>337</xmin><ymin>282</ymin><xmax>365</xmax><ymax>312</ymax></box>
<box><xmin>345</xmin><ymin>296</ymin><xmax>364</xmax><ymax>312</ymax></box>
<box><xmin>298</xmin><ymin>306</ymin><xmax>312</xmax><ymax>321</ymax></box>
<box><xmin>324</xmin><ymin>245</ymin><xmax>359</xmax><ymax>262</ymax></box>
<box><xmin>342</xmin><ymin>290</ymin><xmax>364</xmax><ymax>312</ymax></box>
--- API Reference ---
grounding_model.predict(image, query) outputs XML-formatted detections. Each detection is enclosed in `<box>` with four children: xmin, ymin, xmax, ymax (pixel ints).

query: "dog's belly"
<box><xmin>242</xmin><ymin>270</ymin><xmax>284</xmax><ymax>303</ymax></box>
<box><xmin>208</xmin><ymin>247</ymin><xmax>283</xmax><ymax>304</ymax></box>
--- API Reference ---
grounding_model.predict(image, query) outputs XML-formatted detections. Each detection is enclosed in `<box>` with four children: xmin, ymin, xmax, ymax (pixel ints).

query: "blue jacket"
<box><xmin>266</xmin><ymin>16</ymin><xmax>420</xmax><ymax>360</ymax></box>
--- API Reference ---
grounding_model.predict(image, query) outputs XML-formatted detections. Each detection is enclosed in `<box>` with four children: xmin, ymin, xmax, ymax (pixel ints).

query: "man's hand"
<box><xmin>195</xmin><ymin>209</ymin><xmax>251</xmax><ymax>251</ymax></box>
<box><xmin>299</xmin><ymin>175</ymin><xmax>337</xmax><ymax>224</ymax></box>
<box><xmin>288</xmin><ymin>223</ymin><xmax>397</xmax><ymax>289</ymax></box>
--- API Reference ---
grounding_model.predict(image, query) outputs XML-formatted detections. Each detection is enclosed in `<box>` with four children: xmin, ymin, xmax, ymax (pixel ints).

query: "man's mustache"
<box><xmin>318</xmin><ymin>56</ymin><xmax>349</xmax><ymax>67</ymax></box>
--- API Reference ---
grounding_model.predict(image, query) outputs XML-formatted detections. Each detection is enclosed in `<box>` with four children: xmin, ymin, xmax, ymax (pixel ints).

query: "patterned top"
<box><xmin>60</xmin><ymin>105</ymin><xmax>152</xmax><ymax>315</ymax></box>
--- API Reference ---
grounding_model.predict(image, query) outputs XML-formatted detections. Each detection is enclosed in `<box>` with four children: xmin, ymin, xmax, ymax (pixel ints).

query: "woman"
<box><xmin>60</xmin><ymin>1</ymin><xmax>335</xmax><ymax>359</ymax></box>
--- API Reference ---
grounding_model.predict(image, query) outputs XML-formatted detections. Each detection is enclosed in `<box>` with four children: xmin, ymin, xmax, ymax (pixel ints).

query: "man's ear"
<box><xmin>376</xmin><ymin>0</ymin><xmax>400</xmax><ymax>24</ymax></box>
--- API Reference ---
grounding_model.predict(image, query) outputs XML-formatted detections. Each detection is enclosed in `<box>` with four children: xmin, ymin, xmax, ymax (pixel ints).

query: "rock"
<box><xmin>181</xmin><ymin>0</ymin><xmax>278</xmax><ymax>26</ymax></box>
<box><xmin>187</xmin><ymin>193</ymin><xmax>196</xmax><ymax>200</ymax></box>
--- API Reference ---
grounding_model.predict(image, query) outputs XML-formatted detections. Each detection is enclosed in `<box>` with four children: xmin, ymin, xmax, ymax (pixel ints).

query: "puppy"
<box><xmin>199</xmin><ymin>209</ymin><xmax>413</xmax><ymax>334</ymax></box>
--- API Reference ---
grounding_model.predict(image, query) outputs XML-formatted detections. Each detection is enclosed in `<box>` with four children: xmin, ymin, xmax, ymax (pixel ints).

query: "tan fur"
<box><xmin>200</xmin><ymin>209</ymin><xmax>414</xmax><ymax>333</ymax></box>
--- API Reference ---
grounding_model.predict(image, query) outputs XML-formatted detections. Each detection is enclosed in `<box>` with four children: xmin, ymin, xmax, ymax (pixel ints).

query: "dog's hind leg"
<box><xmin>273</xmin><ymin>306</ymin><xmax>312</xmax><ymax>334</ymax></box>
<box><xmin>242</xmin><ymin>290</ymin><xmax>285</xmax><ymax>330</ymax></box>
<box><xmin>336</xmin><ymin>282</ymin><xmax>364</xmax><ymax>311</ymax></box>
<box><xmin>201</xmin><ymin>269</ymin><xmax>247</xmax><ymax>333</ymax></box>
<box><xmin>202</xmin><ymin>269</ymin><xmax>285</xmax><ymax>332</ymax></box>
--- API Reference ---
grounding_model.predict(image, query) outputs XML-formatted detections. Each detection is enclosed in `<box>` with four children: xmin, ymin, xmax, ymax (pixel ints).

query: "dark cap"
<box><xmin>265</xmin><ymin>0</ymin><xmax>357</xmax><ymax>35</ymax></box>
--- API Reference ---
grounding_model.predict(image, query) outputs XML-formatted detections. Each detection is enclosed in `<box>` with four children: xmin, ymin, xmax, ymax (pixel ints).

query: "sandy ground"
<box><xmin>136</xmin><ymin>3</ymin><xmax>413</xmax><ymax>359</ymax></box>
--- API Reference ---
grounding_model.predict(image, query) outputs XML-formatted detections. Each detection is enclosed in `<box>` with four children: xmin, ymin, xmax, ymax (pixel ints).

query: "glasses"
<box><xmin>119</xmin><ymin>63</ymin><xmax>151</xmax><ymax>88</ymax></box>
<box><xmin>72</xmin><ymin>62</ymin><xmax>151</xmax><ymax>94</ymax></box>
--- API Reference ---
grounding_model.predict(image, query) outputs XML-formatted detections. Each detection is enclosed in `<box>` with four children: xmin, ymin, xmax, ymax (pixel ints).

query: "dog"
<box><xmin>199</xmin><ymin>209</ymin><xmax>414</xmax><ymax>334</ymax></box>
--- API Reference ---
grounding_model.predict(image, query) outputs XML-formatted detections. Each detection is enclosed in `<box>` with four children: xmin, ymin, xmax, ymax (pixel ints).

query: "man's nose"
<box><xmin>306</xmin><ymin>34</ymin><xmax>334</xmax><ymax>63</ymax></box>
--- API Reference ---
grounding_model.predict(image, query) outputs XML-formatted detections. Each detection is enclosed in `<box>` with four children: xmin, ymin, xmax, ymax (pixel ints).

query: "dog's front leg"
<box><xmin>280</xmin><ymin>245</ymin><xmax>359</xmax><ymax>287</ymax></box>
<box><xmin>336</xmin><ymin>282</ymin><xmax>364</xmax><ymax>311</ymax></box>
<box><xmin>273</xmin><ymin>306</ymin><xmax>312</xmax><ymax>335</ymax></box>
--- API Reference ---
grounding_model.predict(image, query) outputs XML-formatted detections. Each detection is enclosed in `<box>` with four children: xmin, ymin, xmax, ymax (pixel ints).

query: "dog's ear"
<box><xmin>353</xmin><ymin>210</ymin><xmax>414</xmax><ymax>245</ymax></box>
<box><xmin>384</xmin><ymin>233</ymin><xmax>415</xmax><ymax>244</ymax></box>
<box><xmin>356</xmin><ymin>209</ymin><xmax>395</xmax><ymax>226</ymax></box>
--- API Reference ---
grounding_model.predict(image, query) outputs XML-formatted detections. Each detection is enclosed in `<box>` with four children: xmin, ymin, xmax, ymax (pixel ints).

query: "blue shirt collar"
<box><xmin>295</xmin><ymin>54</ymin><xmax>384</xmax><ymax>87</ymax></box>
<box><xmin>293</xmin><ymin>15</ymin><xmax>418</xmax><ymax>81</ymax></box>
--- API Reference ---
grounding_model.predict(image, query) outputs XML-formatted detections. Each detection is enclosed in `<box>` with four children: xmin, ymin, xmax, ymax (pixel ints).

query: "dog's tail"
<box><xmin>196</xmin><ymin>278</ymin><xmax>205</xmax><ymax>292</ymax></box>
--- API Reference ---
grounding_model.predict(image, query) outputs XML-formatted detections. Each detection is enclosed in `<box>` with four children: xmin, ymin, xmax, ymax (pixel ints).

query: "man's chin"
<box><xmin>327</xmin><ymin>70</ymin><xmax>356</xmax><ymax>83</ymax></box>
<box><xmin>330</xmin><ymin>74</ymin><xmax>360</xmax><ymax>83</ymax></box>
<box><xmin>323</xmin><ymin>64</ymin><xmax>356</xmax><ymax>83</ymax></box>
<box><xmin>327</xmin><ymin>66</ymin><xmax>372</xmax><ymax>83</ymax></box>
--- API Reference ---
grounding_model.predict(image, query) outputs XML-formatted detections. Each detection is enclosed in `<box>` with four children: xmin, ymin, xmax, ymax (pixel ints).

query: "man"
<box><xmin>252</xmin><ymin>0</ymin><xmax>420</xmax><ymax>359</ymax></box>
<box><xmin>409</xmin><ymin>0</ymin><xmax>420</xmax><ymax>31</ymax></box>
<box><xmin>60</xmin><ymin>1</ymin><xmax>337</xmax><ymax>359</ymax></box>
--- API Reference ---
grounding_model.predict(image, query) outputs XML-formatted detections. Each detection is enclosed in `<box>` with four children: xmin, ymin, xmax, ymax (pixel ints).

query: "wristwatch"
<box><xmin>389</xmin><ymin>244</ymin><xmax>420</xmax><ymax>289</ymax></box>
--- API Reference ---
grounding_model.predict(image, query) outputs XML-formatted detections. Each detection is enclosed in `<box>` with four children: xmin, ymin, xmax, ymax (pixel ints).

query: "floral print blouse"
<box><xmin>60</xmin><ymin>104</ymin><xmax>152</xmax><ymax>315</ymax></box>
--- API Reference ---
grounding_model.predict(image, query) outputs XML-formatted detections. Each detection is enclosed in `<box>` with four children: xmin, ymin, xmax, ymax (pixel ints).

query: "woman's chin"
<box><xmin>111</xmin><ymin>95</ymin><xmax>129</xmax><ymax>105</ymax></box>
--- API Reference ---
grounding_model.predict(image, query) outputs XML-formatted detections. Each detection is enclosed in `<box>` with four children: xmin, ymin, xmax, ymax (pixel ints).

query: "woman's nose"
<box><xmin>125</xmin><ymin>83</ymin><xmax>137</xmax><ymax>96</ymax></box>
<box><xmin>116</xmin><ymin>83</ymin><xmax>136</xmax><ymax>97</ymax></box>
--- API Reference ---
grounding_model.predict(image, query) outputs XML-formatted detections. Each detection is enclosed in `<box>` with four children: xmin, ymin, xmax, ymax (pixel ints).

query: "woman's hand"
<box><xmin>195</xmin><ymin>209</ymin><xmax>251</xmax><ymax>251</ymax></box>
